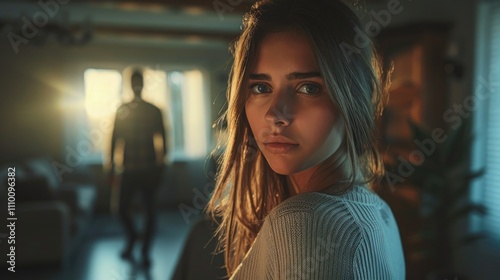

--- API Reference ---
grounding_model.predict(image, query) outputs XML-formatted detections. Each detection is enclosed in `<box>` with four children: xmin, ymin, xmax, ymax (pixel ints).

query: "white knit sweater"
<box><xmin>230</xmin><ymin>185</ymin><xmax>405</xmax><ymax>279</ymax></box>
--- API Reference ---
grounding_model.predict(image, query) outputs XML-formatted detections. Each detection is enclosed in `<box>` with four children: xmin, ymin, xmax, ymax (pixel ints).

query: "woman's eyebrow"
<box><xmin>286</xmin><ymin>71</ymin><xmax>322</xmax><ymax>80</ymax></box>
<box><xmin>248</xmin><ymin>72</ymin><xmax>322</xmax><ymax>81</ymax></box>
<box><xmin>248</xmin><ymin>73</ymin><xmax>271</xmax><ymax>80</ymax></box>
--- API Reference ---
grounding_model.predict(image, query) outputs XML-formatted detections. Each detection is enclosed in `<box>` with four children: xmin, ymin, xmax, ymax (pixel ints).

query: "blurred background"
<box><xmin>0</xmin><ymin>0</ymin><xmax>499</xmax><ymax>279</ymax></box>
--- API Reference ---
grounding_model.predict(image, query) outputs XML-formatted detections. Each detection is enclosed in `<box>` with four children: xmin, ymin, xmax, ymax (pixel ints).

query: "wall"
<box><xmin>0</xmin><ymin>31</ymin><xmax>233</xmax><ymax>212</ymax></box>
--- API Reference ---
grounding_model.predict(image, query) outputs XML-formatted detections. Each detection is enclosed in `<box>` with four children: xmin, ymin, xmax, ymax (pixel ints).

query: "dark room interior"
<box><xmin>0</xmin><ymin>0</ymin><xmax>499</xmax><ymax>279</ymax></box>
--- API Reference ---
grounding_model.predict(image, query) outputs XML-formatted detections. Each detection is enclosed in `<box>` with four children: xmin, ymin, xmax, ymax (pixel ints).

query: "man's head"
<box><xmin>131</xmin><ymin>70</ymin><xmax>144</xmax><ymax>97</ymax></box>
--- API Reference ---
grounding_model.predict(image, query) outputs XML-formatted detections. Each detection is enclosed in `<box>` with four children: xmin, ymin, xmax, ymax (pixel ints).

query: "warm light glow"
<box><xmin>81</xmin><ymin>67</ymin><xmax>208</xmax><ymax>161</ymax></box>
<box><xmin>182</xmin><ymin>70</ymin><xmax>207</xmax><ymax>158</ymax></box>
<box><xmin>121</xmin><ymin>68</ymin><xmax>167</xmax><ymax>110</ymax></box>
<box><xmin>84</xmin><ymin>69</ymin><xmax>122</xmax><ymax>118</ymax></box>
<box><xmin>154</xmin><ymin>134</ymin><xmax>165</xmax><ymax>164</ymax></box>
<box><xmin>142</xmin><ymin>69</ymin><xmax>168</xmax><ymax>110</ymax></box>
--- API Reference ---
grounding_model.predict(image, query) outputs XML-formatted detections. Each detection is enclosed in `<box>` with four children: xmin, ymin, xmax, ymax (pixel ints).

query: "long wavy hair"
<box><xmin>206</xmin><ymin>0</ymin><xmax>390</xmax><ymax>276</ymax></box>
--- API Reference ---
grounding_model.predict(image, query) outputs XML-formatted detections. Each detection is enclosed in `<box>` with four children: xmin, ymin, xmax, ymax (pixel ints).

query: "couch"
<box><xmin>0</xmin><ymin>157</ymin><xmax>97</xmax><ymax>267</ymax></box>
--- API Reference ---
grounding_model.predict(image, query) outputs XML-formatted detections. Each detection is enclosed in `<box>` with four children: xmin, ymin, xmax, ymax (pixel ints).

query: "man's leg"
<box><xmin>118</xmin><ymin>171</ymin><xmax>138</xmax><ymax>259</ymax></box>
<box><xmin>140</xmin><ymin>184</ymin><xmax>158</xmax><ymax>267</ymax></box>
<box><xmin>140</xmin><ymin>167</ymin><xmax>162</xmax><ymax>267</ymax></box>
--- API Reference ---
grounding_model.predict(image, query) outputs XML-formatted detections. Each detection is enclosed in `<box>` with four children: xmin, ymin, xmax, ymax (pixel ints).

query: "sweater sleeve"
<box><xmin>230</xmin><ymin>190</ymin><xmax>405</xmax><ymax>280</ymax></box>
<box><xmin>265</xmin><ymin>204</ymin><xmax>363</xmax><ymax>280</ymax></box>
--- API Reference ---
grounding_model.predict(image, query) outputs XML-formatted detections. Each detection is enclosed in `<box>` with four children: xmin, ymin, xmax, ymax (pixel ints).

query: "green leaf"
<box><xmin>449</xmin><ymin>168</ymin><xmax>485</xmax><ymax>202</ymax></box>
<box><xmin>444</xmin><ymin>118</ymin><xmax>472</xmax><ymax>164</ymax></box>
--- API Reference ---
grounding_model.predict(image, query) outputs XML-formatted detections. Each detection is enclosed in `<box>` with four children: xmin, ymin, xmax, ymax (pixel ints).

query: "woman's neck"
<box><xmin>287</xmin><ymin>150</ymin><xmax>351</xmax><ymax>195</ymax></box>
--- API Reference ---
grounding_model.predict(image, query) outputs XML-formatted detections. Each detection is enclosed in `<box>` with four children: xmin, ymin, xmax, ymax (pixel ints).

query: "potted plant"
<box><xmin>385</xmin><ymin>118</ymin><xmax>487</xmax><ymax>280</ymax></box>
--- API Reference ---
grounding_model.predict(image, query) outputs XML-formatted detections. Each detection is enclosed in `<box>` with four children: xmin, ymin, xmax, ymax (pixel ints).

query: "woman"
<box><xmin>207</xmin><ymin>0</ymin><xmax>405</xmax><ymax>279</ymax></box>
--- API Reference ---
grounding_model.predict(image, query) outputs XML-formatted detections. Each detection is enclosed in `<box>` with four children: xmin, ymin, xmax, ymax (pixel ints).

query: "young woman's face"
<box><xmin>245</xmin><ymin>31</ymin><xmax>345</xmax><ymax>176</ymax></box>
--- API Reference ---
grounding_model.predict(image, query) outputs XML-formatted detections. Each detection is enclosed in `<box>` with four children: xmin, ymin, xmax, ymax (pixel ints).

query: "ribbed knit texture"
<box><xmin>230</xmin><ymin>185</ymin><xmax>405</xmax><ymax>279</ymax></box>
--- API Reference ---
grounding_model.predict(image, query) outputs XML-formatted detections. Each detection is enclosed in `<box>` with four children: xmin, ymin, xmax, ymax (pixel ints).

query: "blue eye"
<box><xmin>297</xmin><ymin>84</ymin><xmax>321</xmax><ymax>95</ymax></box>
<box><xmin>249</xmin><ymin>83</ymin><xmax>272</xmax><ymax>94</ymax></box>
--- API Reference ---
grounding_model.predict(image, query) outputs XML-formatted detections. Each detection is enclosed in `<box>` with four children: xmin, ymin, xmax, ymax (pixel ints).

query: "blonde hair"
<box><xmin>206</xmin><ymin>0</ymin><xmax>389</xmax><ymax>276</ymax></box>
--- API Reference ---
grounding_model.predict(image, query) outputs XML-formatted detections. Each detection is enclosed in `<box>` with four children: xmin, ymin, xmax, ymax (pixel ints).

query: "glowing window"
<box><xmin>84</xmin><ymin>69</ymin><xmax>122</xmax><ymax>119</ymax></box>
<box><xmin>83</xmin><ymin>68</ymin><xmax>209</xmax><ymax>162</ymax></box>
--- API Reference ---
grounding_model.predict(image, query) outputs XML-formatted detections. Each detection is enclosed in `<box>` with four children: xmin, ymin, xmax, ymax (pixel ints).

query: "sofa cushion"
<box><xmin>16</xmin><ymin>176</ymin><xmax>55</xmax><ymax>202</ymax></box>
<box><xmin>25</xmin><ymin>157</ymin><xmax>61</xmax><ymax>191</ymax></box>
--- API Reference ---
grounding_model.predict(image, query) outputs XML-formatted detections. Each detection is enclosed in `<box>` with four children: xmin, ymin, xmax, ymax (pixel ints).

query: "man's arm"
<box><xmin>110</xmin><ymin>114</ymin><xmax>118</xmax><ymax>172</ymax></box>
<box><xmin>157</xmin><ymin>108</ymin><xmax>167</xmax><ymax>157</ymax></box>
<box><xmin>110</xmin><ymin>105</ymin><xmax>127</xmax><ymax>173</ymax></box>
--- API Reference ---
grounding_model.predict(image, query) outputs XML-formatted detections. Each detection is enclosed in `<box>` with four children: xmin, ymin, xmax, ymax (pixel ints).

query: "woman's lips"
<box><xmin>264</xmin><ymin>143</ymin><xmax>299</xmax><ymax>154</ymax></box>
<box><xmin>262</xmin><ymin>135</ymin><xmax>298</xmax><ymax>154</ymax></box>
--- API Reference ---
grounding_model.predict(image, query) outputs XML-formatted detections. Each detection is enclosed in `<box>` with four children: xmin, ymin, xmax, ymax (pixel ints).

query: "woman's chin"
<box><xmin>267</xmin><ymin>161</ymin><xmax>302</xmax><ymax>175</ymax></box>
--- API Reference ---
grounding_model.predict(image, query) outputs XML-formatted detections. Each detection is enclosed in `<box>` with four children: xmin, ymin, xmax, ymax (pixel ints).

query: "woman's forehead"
<box><xmin>250</xmin><ymin>31</ymin><xmax>321</xmax><ymax>74</ymax></box>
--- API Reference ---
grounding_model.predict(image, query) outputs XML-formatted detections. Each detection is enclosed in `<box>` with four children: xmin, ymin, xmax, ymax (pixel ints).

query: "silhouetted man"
<box><xmin>110</xmin><ymin>69</ymin><xmax>167</xmax><ymax>268</ymax></box>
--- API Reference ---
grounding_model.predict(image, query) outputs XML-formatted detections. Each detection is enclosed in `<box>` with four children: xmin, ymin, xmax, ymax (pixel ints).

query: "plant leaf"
<box><xmin>445</xmin><ymin>118</ymin><xmax>472</xmax><ymax>164</ymax></box>
<box><xmin>449</xmin><ymin>168</ymin><xmax>486</xmax><ymax>202</ymax></box>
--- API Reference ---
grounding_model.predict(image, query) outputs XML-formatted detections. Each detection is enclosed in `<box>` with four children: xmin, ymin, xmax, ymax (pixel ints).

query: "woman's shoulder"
<box><xmin>272</xmin><ymin>185</ymin><xmax>384</xmax><ymax>212</ymax></box>
<box><xmin>266</xmin><ymin>185</ymin><xmax>391</xmax><ymax>231</ymax></box>
<box><xmin>246</xmin><ymin>186</ymin><xmax>404</xmax><ymax>279</ymax></box>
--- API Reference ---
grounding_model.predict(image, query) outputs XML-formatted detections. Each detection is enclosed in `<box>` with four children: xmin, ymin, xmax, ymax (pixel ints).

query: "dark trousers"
<box><xmin>118</xmin><ymin>167</ymin><xmax>162</xmax><ymax>257</ymax></box>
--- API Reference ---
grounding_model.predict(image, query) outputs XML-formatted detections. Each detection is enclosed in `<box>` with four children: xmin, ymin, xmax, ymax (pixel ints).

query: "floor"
<box><xmin>1</xmin><ymin>209</ymin><xmax>192</xmax><ymax>280</ymax></box>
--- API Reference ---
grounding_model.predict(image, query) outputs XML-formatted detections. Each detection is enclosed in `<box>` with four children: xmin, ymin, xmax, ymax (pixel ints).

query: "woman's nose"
<box><xmin>264</xmin><ymin>91</ymin><xmax>294</xmax><ymax>127</ymax></box>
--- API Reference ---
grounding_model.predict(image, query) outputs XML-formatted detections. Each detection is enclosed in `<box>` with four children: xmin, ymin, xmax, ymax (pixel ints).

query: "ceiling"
<box><xmin>0</xmin><ymin>0</ymin><xmax>258</xmax><ymax>47</ymax></box>
<box><xmin>0</xmin><ymin>0</ymin><xmax>384</xmax><ymax>48</ymax></box>
<box><xmin>11</xmin><ymin>0</ymin><xmax>257</xmax><ymax>11</ymax></box>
